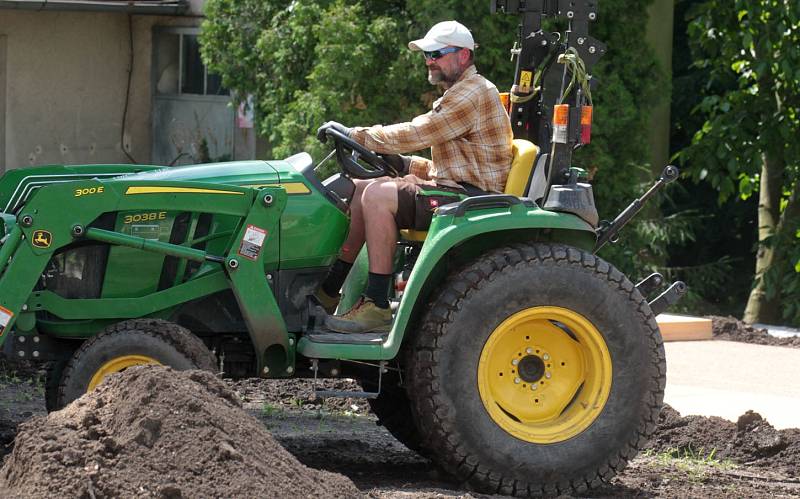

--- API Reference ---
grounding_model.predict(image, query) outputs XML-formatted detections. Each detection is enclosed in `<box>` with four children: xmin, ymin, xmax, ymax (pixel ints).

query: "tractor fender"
<box><xmin>383</xmin><ymin>203</ymin><xmax>596</xmax><ymax>359</ymax></box>
<box><xmin>383</xmin><ymin>201</ymin><xmax>596</xmax><ymax>359</ymax></box>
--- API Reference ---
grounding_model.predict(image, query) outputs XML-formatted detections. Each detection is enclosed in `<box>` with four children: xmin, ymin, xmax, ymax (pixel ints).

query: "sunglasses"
<box><xmin>422</xmin><ymin>46</ymin><xmax>462</xmax><ymax>61</ymax></box>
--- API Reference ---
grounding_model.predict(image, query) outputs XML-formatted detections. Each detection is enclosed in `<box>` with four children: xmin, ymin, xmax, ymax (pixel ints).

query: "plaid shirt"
<box><xmin>350</xmin><ymin>66</ymin><xmax>513</xmax><ymax>193</ymax></box>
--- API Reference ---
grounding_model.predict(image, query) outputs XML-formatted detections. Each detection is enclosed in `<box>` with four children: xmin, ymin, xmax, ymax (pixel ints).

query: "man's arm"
<box><xmin>349</xmin><ymin>86</ymin><xmax>479</xmax><ymax>155</ymax></box>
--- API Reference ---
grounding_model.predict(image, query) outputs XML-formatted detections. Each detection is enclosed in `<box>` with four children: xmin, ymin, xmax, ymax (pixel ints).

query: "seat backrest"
<box><xmin>400</xmin><ymin>139</ymin><xmax>541</xmax><ymax>242</ymax></box>
<box><xmin>504</xmin><ymin>139</ymin><xmax>540</xmax><ymax>196</ymax></box>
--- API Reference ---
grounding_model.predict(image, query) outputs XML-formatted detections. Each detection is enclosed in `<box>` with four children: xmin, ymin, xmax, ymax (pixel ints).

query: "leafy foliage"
<box><xmin>679</xmin><ymin>0</ymin><xmax>800</xmax><ymax>324</ymax></box>
<box><xmin>201</xmin><ymin>0</ymin><xmax>665</xmax><ymax>276</ymax></box>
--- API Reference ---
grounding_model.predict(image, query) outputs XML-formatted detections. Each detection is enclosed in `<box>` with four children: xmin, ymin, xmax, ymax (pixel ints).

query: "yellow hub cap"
<box><xmin>88</xmin><ymin>355</ymin><xmax>161</xmax><ymax>391</ymax></box>
<box><xmin>478</xmin><ymin>306</ymin><xmax>612</xmax><ymax>444</ymax></box>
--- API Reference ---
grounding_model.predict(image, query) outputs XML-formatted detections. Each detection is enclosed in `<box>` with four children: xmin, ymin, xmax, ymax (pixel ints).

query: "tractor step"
<box><xmin>314</xmin><ymin>389</ymin><xmax>379</xmax><ymax>399</ymax></box>
<box><xmin>305</xmin><ymin>330</ymin><xmax>387</xmax><ymax>345</ymax></box>
<box><xmin>310</xmin><ymin>359</ymin><xmax>386</xmax><ymax>400</ymax></box>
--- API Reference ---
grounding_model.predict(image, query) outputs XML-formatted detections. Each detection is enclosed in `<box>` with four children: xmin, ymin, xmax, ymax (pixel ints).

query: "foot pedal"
<box><xmin>306</xmin><ymin>295</ymin><xmax>329</xmax><ymax>331</ymax></box>
<box><xmin>311</xmin><ymin>359</ymin><xmax>386</xmax><ymax>400</ymax></box>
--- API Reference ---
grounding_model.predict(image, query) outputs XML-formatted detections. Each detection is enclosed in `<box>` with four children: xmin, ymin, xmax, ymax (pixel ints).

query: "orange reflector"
<box><xmin>553</xmin><ymin>104</ymin><xmax>570</xmax><ymax>126</ymax></box>
<box><xmin>552</xmin><ymin>104</ymin><xmax>569</xmax><ymax>144</ymax></box>
<box><xmin>499</xmin><ymin>92</ymin><xmax>510</xmax><ymax>114</ymax></box>
<box><xmin>581</xmin><ymin>106</ymin><xmax>593</xmax><ymax>125</ymax></box>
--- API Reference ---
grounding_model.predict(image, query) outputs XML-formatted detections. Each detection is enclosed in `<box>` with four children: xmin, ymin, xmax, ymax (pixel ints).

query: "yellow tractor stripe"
<box><xmin>244</xmin><ymin>182</ymin><xmax>311</xmax><ymax>194</ymax></box>
<box><xmin>125</xmin><ymin>187</ymin><xmax>245</xmax><ymax>195</ymax></box>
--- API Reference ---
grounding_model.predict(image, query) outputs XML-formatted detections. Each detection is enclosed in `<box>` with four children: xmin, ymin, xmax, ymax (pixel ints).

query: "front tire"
<box><xmin>406</xmin><ymin>244</ymin><xmax>665</xmax><ymax>496</ymax></box>
<box><xmin>54</xmin><ymin>319</ymin><xmax>217</xmax><ymax>411</ymax></box>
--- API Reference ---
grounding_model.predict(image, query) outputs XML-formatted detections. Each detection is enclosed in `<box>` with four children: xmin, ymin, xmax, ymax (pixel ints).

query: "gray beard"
<box><xmin>428</xmin><ymin>68</ymin><xmax>460</xmax><ymax>87</ymax></box>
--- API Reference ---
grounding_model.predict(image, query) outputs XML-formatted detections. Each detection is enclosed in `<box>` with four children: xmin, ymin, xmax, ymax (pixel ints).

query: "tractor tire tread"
<box><xmin>57</xmin><ymin>319</ymin><xmax>216</xmax><ymax>410</ymax></box>
<box><xmin>407</xmin><ymin>243</ymin><xmax>665</xmax><ymax>496</ymax></box>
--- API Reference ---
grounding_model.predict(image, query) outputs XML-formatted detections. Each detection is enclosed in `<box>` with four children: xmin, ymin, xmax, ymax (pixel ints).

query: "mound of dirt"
<box><xmin>711</xmin><ymin>316</ymin><xmax>800</xmax><ymax>348</ymax></box>
<box><xmin>0</xmin><ymin>366</ymin><xmax>361</xmax><ymax>498</ymax></box>
<box><xmin>645</xmin><ymin>405</ymin><xmax>800</xmax><ymax>476</ymax></box>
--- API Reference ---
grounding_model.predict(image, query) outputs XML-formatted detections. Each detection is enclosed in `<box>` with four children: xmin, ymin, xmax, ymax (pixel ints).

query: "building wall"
<box><xmin>0</xmin><ymin>11</ymin><xmax>201</xmax><ymax>171</ymax></box>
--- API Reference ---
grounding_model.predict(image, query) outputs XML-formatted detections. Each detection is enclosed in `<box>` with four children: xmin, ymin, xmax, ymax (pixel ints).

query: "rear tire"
<box><xmin>54</xmin><ymin>319</ymin><xmax>216</xmax><ymax>411</ymax></box>
<box><xmin>406</xmin><ymin>243</ymin><xmax>665</xmax><ymax>496</ymax></box>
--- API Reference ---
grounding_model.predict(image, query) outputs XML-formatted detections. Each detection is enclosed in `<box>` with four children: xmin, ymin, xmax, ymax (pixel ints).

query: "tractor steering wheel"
<box><xmin>323</xmin><ymin>128</ymin><xmax>399</xmax><ymax>179</ymax></box>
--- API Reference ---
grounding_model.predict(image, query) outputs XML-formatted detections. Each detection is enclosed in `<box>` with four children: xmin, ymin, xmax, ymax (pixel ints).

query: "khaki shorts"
<box><xmin>391</xmin><ymin>175</ymin><xmax>466</xmax><ymax>230</ymax></box>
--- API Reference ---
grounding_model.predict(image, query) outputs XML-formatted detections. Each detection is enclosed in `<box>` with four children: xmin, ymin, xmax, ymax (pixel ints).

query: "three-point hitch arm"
<box><xmin>491</xmin><ymin>0</ymin><xmax>606</xmax><ymax>189</ymax></box>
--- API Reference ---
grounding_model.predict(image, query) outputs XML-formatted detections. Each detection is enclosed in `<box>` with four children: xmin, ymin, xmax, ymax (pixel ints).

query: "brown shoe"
<box><xmin>325</xmin><ymin>296</ymin><xmax>392</xmax><ymax>334</ymax></box>
<box><xmin>314</xmin><ymin>288</ymin><xmax>341</xmax><ymax>315</ymax></box>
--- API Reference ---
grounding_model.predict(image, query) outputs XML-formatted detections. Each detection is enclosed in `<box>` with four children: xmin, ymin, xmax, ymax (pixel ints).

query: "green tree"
<box><xmin>681</xmin><ymin>1</ymin><xmax>800</xmax><ymax>325</ymax></box>
<box><xmin>201</xmin><ymin>0</ymin><xmax>664</xmax><ymax>277</ymax></box>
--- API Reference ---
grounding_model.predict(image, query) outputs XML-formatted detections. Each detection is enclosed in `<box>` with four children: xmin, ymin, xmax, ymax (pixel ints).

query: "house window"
<box><xmin>154</xmin><ymin>28</ymin><xmax>227</xmax><ymax>97</ymax></box>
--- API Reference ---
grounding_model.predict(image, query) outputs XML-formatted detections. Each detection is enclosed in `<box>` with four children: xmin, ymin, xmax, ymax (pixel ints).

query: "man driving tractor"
<box><xmin>317</xmin><ymin>20</ymin><xmax>513</xmax><ymax>334</ymax></box>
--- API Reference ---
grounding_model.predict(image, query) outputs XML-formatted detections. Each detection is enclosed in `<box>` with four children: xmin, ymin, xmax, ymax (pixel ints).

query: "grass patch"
<box><xmin>645</xmin><ymin>447</ymin><xmax>737</xmax><ymax>482</ymax></box>
<box><xmin>260</xmin><ymin>402</ymin><xmax>285</xmax><ymax>418</ymax></box>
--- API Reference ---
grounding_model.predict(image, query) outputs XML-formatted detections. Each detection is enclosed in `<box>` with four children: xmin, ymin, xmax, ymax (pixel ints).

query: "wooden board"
<box><xmin>656</xmin><ymin>314</ymin><xmax>713</xmax><ymax>342</ymax></box>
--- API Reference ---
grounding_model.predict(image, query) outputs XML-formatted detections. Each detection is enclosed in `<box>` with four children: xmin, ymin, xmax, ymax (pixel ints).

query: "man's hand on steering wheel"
<box><xmin>316</xmin><ymin>121</ymin><xmax>352</xmax><ymax>144</ymax></box>
<box><xmin>315</xmin><ymin>121</ymin><xmax>400</xmax><ymax>179</ymax></box>
<box><xmin>379</xmin><ymin>154</ymin><xmax>411</xmax><ymax>176</ymax></box>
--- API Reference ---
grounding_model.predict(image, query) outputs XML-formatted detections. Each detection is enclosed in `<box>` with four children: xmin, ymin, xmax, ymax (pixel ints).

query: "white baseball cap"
<box><xmin>408</xmin><ymin>20</ymin><xmax>475</xmax><ymax>52</ymax></box>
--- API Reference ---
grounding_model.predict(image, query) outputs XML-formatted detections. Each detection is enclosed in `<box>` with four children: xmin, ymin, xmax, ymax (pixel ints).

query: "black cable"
<box><xmin>121</xmin><ymin>14</ymin><xmax>138</xmax><ymax>164</ymax></box>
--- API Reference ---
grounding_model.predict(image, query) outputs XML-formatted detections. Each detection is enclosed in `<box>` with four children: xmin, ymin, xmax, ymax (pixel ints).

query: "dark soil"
<box><xmin>645</xmin><ymin>405</ymin><xmax>800</xmax><ymax>476</ymax></box>
<box><xmin>711</xmin><ymin>316</ymin><xmax>800</xmax><ymax>348</ymax></box>
<box><xmin>1</xmin><ymin>362</ymin><xmax>799</xmax><ymax>498</ymax></box>
<box><xmin>0</xmin><ymin>366</ymin><xmax>360</xmax><ymax>498</ymax></box>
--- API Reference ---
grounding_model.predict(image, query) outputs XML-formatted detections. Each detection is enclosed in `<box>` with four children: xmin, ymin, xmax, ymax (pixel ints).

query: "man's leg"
<box><xmin>318</xmin><ymin>178</ymin><xmax>382</xmax><ymax>311</ymax></box>
<box><xmin>339</xmin><ymin>178</ymin><xmax>374</xmax><ymax>263</ymax></box>
<box><xmin>361</xmin><ymin>180</ymin><xmax>399</xmax><ymax>274</ymax></box>
<box><xmin>325</xmin><ymin>180</ymin><xmax>400</xmax><ymax>333</ymax></box>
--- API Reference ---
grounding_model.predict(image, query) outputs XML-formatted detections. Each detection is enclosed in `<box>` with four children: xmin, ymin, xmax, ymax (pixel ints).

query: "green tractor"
<box><xmin>0</xmin><ymin>1</ymin><xmax>685</xmax><ymax>495</ymax></box>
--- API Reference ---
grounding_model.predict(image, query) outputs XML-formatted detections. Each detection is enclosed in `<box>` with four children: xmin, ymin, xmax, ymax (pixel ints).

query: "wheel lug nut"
<box><xmin>514</xmin><ymin>377</ymin><xmax>521</xmax><ymax>384</ymax></box>
<box><xmin>545</xmin><ymin>371</ymin><xmax>552</xmax><ymax>379</ymax></box>
<box><xmin>543</xmin><ymin>353</ymin><xmax>550</xmax><ymax>361</ymax></box>
<box><xmin>526</xmin><ymin>347</ymin><xmax>533</xmax><ymax>354</ymax></box>
<box><xmin>512</xmin><ymin>359</ymin><xmax>519</xmax><ymax>366</ymax></box>
<box><xmin>531</xmin><ymin>384</ymin><xmax>537</xmax><ymax>391</ymax></box>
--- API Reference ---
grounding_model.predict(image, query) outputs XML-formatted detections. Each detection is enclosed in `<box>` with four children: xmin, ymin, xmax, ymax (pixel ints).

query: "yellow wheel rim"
<box><xmin>87</xmin><ymin>355</ymin><xmax>161</xmax><ymax>391</ymax></box>
<box><xmin>478</xmin><ymin>306</ymin><xmax>612</xmax><ymax>444</ymax></box>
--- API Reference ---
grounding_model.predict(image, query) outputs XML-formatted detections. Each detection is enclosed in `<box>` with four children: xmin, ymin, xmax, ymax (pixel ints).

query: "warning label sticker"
<box><xmin>238</xmin><ymin>224</ymin><xmax>267</xmax><ymax>261</ymax></box>
<box><xmin>0</xmin><ymin>305</ymin><xmax>13</xmax><ymax>337</ymax></box>
<box><xmin>519</xmin><ymin>70</ymin><xmax>533</xmax><ymax>93</ymax></box>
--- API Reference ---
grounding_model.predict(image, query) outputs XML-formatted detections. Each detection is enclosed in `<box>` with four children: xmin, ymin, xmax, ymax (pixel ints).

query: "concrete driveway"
<box><xmin>664</xmin><ymin>340</ymin><xmax>800</xmax><ymax>429</ymax></box>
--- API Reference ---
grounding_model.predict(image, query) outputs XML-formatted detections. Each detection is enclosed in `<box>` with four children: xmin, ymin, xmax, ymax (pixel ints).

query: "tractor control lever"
<box><xmin>593</xmin><ymin>165</ymin><xmax>680</xmax><ymax>253</ymax></box>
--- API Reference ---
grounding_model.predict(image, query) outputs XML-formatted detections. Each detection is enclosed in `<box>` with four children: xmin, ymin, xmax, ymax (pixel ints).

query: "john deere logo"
<box><xmin>32</xmin><ymin>230</ymin><xmax>52</xmax><ymax>248</ymax></box>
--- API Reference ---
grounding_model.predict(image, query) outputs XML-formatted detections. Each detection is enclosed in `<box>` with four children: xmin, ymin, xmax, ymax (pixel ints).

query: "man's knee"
<box><xmin>361</xmin><ymin>180</ymin><xmax>398</xmax><ymax>212</ymax></box>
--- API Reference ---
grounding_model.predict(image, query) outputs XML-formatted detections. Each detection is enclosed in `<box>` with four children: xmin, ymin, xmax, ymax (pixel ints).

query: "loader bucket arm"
<box><xmin>0</xmin><ymin>178</ymin><xmax>291</xmax><ymax>375</ymax></box>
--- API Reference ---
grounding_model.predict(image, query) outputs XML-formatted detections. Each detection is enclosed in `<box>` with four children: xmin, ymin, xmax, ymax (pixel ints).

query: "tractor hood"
<box><xmin>122</xmin><ymin>160</ymin><xmax>287</xmax><ymax>187</ymax></box>
<box><xmin>0</xmin><ymin>160</ymin><xmax>308</xmax><ymax>215</ymax></box>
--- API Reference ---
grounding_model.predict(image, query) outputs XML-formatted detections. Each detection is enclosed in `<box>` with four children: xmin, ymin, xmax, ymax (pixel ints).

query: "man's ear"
<box><xmin>458</xmin><ymin>48</ymin><xmax>471</xmax><ymax>66</ymax></box>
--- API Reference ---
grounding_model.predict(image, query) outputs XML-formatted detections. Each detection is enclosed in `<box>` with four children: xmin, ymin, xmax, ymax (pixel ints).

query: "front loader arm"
<box><xmin>0</xmin><ymin>178</ymin><xmax>291</xmax><ymax>376</ymax></box>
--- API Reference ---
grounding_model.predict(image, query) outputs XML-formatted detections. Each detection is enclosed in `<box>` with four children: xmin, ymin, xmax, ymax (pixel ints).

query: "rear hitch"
<box><xmin>636</xmin><ymin>273</ymin><xmax>688</xmax><ymax>315</ymax></box>
<box><xmin>593</xmin><ymin>165</ymin><xmax>679</xmax><ymax>253</ymax></box>
<box><xmin>635</xmin><ymin>273</ymin><xmax>664</xmax><ymax>297</ymax></box>
<box><xmin>648</xmin><ymin>281</ymin><xmax>687</xmax><ymax>316</ymax></box>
